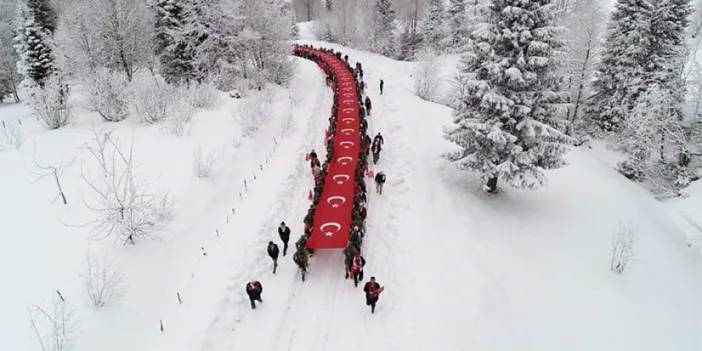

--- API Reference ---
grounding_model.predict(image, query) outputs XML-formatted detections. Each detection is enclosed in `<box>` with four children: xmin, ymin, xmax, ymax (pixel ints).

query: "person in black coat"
<box><xmin>246</xmin><ymin>281</ymin><xmax>263</xmax><ymax>309</ymax></box>
<box><xmin>278</xmin><ymin>222</ymin><xmax>291</xmax><ymax>256</ymax></box>
<box><xmin>267</xmin><ymin>241</ymin><xmax>279</xmax><ymax>274</ymax></box>
<box><xmin>374</xmin><ymin>171</ymin><xmax>386</xmax><ymax>194</ymax></box>
<box><xmin>364</xmin><ymin>96</ymin><xmax>372</xmax><ymax>116</ymax></box>
<box><xmin>373</xmin><ymin>132</ymin><xmax>384</xmax><ymax>149</ymax></box>
<box><xmin>380</xmin><ymin>79</ymin><xmax>384</xmax><ymax>95</ymax></box>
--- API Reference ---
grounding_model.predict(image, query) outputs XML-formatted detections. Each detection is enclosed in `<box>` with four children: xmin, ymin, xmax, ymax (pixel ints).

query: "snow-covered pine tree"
<box><xmin>397</xmin><ymin>0</ymin><xmax>423</xmax><ymax>61</ymax></box>
<box><xmin>446</xmin><ymin>0</ymin><xmax>469</xmax><ymax>51</ymax></box>
<box><xmin>27</xmin><ymin>0</ymin><xmax>57</xmax><ymax>35</ymax></box>
<box><xmin>371</xmin><ymin>0</ymin><xmax>397</xmax><ymax>57</ymax></box>
<box><xmin>13</xmin><ymin>2</ymin><xmax>55</xmax><ymax>86</ymax></box>
<box><xmin>586</xmin><ymin>0</ymin><xmax>653</xmax><ymax>132</ymax></box>
<box><xmin>325</xmin><ymin>0</ymin><xmax>333</xmax><ymax>12</ymax></box>
<box><xmin>445</xmin><ymin>0</ymin><xmax>572</xmax><ymax>193</ymax></box>
<box><xmin>154</xmin><ymin>0</ymin><xmax>209</xmax><ymax>84</ymax></box>
<box><xmin>648</xmin><ymin>0</ymin><xmax>692</xmax><ymax>123</ymax></box>
<box><xmin>615</xmin><ymin>0</ymin><xmax>693</xmax><ymax>191</ymax></box>
<box><xmin>420</xmin><ymin>0</ymin><xmax>445</xmax><ymax>53</ymax></box>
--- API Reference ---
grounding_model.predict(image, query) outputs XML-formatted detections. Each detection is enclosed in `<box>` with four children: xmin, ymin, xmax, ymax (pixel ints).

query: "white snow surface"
<box><xmin>2</xmin><ymin>28</ymin><xmax>702</xmax><ymax>351</ymax></box>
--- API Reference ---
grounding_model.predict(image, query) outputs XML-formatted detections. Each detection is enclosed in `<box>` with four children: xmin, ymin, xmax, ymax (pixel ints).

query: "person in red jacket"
<box><xmin>245</xmin><ymin>281</ymin><xmax>263</xmax><ymax>309</ymax></box>
<box><xmin>363</xmin><ymin>276</ymin><xmax>384</xmax><ymax>313</ymax></box>
<box><xmin>349</xmin><ymin>253</ymin><xmax>366</xmax><ymax>287</ymax></box>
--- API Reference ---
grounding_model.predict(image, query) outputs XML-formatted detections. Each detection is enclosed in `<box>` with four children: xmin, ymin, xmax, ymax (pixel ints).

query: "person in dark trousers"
<box><xmin>380</xmin><ymin>79</ymin><xmax>384</xmax><ymax>95</ymax></box>
<box><xmin>349</xmin><ymin>253</ymin><xmax>366</xmax><ymax>287</ymax></box>
<box><xmin>374</xmin><ymin>171</ymin><xmax>386</xmax><ymax>194</ymax></box>
<box><xmin>372</xmin><ymin>141</ymin><xmax>381</xmax><ymax>164</ymax></box>
<box><xmin>373</xmin><ymin>132</ymin><xmax>384</xmax><ymax>148</ymax></box>
<box><xmin>267</xmin><ymin>241</ymin><xmax>279</xmax><ymax>274</ymax></box>
<box><xmin>364</xmin><ymin>96</ymin><xmax>372</xmax><ymax>116</ymax></box>
<box><xmin>246</xmin><ymin>280</ymin><xmax>263</xmax><ymax>309</ymax></box>
<box><xmin>293</xmin><ymin>248</ymin><xmax>309</xmax><ymax>282</ymax></box>
<box><xmin>278</xmin><ymin>222</ymin><xmax>291</xmax><ymax>256</ymax></box>
<box><xmin>363</xmin><ymin>277</ymin><xmax>384</xmax><ymax>313</ymax></box>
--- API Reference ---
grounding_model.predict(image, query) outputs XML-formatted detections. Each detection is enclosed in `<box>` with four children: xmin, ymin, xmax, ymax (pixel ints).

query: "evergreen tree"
<box><xmin>325</xmin><ymin>0</ymin><xmax>333</xmax><ymax>12</ymax></box>
<box><xmin>586</xmin><ymin>0</ymin><xmax>653</xmax><ymax>132</ymax></box>
<box><xmin>398</xmin><ymin>27</ymin><xmax>422</xmax><ymax>61</ymax></box>
<box><xmin>370</xmin><ymin>0</ymin><xmax>396</xmax><ymax>57</ymax></box>
<box><xmin>154</xmin><ymin>0</ymin><xmax>209</xmax><ymax>84</ymax></box>
<box><xmin>420</xmin><ymin>0</ymin><xmax>445</xmax><ymax>53</ymax></box>
<box><xmin>445</xmin><ymin>0</ymin><xmax>571</xmax><ymax>193</ymax></box>
<box><xmin>27</xmin><ymin>0</ymin><xmax>57</xmax><ymax>34</ymax></box>
<box><xmin>614</xmin><ymin>0</ymin><xmax>693</xmax><ymax>189</ymax></box>
<box><xmin>446</xmin><ymin>0</ymin><xmax>469</xmax><ymax>51</ymax></box>
<box><xmin>13</xmin><ymin>2</ymin><xmax>55</xmax><ymax>86</ymax></box>
<box><xmin>587</xmin><ymin>0</ymin><xmax>691</xmax><ymax>133</ymax></box>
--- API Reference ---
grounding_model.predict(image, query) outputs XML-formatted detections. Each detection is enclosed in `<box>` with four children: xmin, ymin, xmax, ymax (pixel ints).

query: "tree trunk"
<box><xmin>567</xmin><ymin>45</ymin><xmax>591</xmax><ymax>136</ymax></box>
<box><xmin>486</xmin><ymin>176</ymin><xmax>498</xmax><ymax>193</ymax></box>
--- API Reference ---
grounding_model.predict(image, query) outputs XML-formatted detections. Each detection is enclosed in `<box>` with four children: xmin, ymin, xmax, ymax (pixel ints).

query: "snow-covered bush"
<box><xmin>130</xmin><ymin>73</ymin><xmax>198</xmax><ymax>135</ymax></box>
<box><xmin>27</xmin><ymin>74</ymin><xmax>70</xmax><ymax>130</ymax></box>
<box><xmin>192</xmin><ymin>146</ymin><xmax>219</xmax><ymax>178</ymax></box>
<box><xmin>28</xmin><ymin>295</ymin><xmax>77</xmax><ymax>351</ymax></box>
<box><xmin>236</xmin><ymin>88</ymin><xmax>272</xmax><ymax>137</ymax></box>
<box><xmin>414</xmin><ymin>49</ymin><xmax>441</xmax><ymax>102</ymax></box>
<box><xmin>610</xmin><ymin>224</ymin><xmax>635</xmax><ymax>274</ymax></box>
<box><xmin>85</xmin><ymin>68</ymin><xmax>130</xmax><ymax>122</ymax></box>
<box><xmin>186</xmin><ymin>82</ymin><xmax>219</xmax><ymax>109</ymax></box>
<box><xmin>617</xmin><ymin>159</ymin><xmax>645</xmax><ymax>182</ymax></box>
<box><xmin>0</xmin><ymin>120</ymin><xmax>24</xmax><ymax>151</ymax></box>
<box><xmin>130</xmin><ymin>72</ymin><xmax>173</xmax><ymax>124</ymax></box>
<box><xmin>164</xmin><ymin>88</ymin><xmax>196</xmax><ymax>136</ymax></box>
<box><xmin>82</xmin><ymin>130</ymin><xmax>173</xmax><ymax>244</ymax></box>
<box><xmin>83</xmin><ymin>253</ymin><xmax>124</xmax><ymax>309</ymax></box>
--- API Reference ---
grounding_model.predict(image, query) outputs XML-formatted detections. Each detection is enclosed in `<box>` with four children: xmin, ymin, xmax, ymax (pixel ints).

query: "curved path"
<box><xmin>293</xmin><ymin>46</ymin><xmax>361</xmax><ymax>249</ymax></box>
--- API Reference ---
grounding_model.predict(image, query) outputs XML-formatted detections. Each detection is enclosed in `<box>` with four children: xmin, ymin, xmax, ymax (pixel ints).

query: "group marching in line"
<box><xmin>246</xmin><ymin>45</ymin><xmax>388</xmax><ymax>315</ymax></box>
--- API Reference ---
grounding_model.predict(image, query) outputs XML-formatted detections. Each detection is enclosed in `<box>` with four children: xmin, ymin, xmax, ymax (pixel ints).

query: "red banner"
<box><xmin>297</xmin><ymin>48</ymin><xmax>360</xmax><ymax>249</ymax></box>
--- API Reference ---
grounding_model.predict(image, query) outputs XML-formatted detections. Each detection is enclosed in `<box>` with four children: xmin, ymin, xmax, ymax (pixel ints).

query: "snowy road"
<box><xmin>153</xmin><ymin>39</ymin><xmax>702</xmax><ymax>351</ymax></box>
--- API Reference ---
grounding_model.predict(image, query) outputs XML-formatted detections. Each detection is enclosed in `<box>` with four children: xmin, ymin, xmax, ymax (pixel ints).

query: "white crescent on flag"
<box><xmin>319</xmin><ymin>222</ymin><xmax>342</xmax><ymax>237</ymax></box>
<box><xmin>337</xmin><ymin>156</ymin><xmax>353</xmax><ymax>165</ymax></box>
<box><xmin>333</xmin><ymin>174</ymin><xmax>350</xmax><ymax>184</ymax></box>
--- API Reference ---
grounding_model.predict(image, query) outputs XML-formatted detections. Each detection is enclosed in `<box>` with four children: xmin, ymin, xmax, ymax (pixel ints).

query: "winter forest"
<box><xmin>1</xmin><ymin>0</ymin><xmax>702</xmax><ymax>350</ymax></box>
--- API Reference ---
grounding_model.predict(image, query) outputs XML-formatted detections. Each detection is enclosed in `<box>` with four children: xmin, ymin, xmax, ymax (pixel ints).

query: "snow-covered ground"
<box><xmin>1</xmin><ymin>22</ymin><xmax>701</xmax><ymax>351</ymax></box>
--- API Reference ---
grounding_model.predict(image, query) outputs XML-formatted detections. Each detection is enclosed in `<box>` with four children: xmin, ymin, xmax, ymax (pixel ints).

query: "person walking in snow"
<box><xmin>363</xmin><ymin>277</ymin><xmax>384</xmax><ymax>313</ymax></box>
<box><xmin>267</xmin><ymin>241</ymin><xmax>280</xmax><ymax>274</ymax></box>
<box><xmin>364</xmin><ymin>96</ymin><xmax>372</xmax><ymax>116</ymax></box>
<box><xmin>373</xmin><ymin>132</ymin><xmax>384</xmax><ymax>149</ymax></box>
<box><xmin>349</xmin><ymin>253</ymin><xmax>366</xmax><ymax>287</ymax></box>
<box><xmin>278</xmin><ymin>222</ymin><xmax>291</xmax><ymax>256</ymax></box>
<box><xmin>293</xmin><ymin>248</ymin><xmax>309</xmax><ymax>282</ymax></box>
<box><xmin>371</xmin><ymin>141</ymin><xmax>382</xmax><ymax>164</ymax></box>
<box><xmin>380</xmin><ymin>79</ymin><xmax>384</xmax><ymax>95</ymax></box>
<box><xmin>374</xmin><ymin>171</ymin><xmax>386</xmax><ymax>195</ymax></box>
<box><xmin>246</xmin><ymin>280</ymin><xmax>263</xmax><ymax>309</ymax></box>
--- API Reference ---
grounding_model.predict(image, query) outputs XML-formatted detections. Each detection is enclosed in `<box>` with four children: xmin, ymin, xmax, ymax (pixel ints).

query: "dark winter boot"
<box><xmin>250</xmin><ymin>300</ymin><xmax>256</xmax><ymax>309</ymax></box>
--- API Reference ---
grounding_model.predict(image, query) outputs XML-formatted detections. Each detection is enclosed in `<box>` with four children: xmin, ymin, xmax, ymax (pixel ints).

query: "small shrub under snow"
<box><xmin>610</xmin><ymin>224</ymin><xmax>635</xmax><ymax>274</ymax></box>
<box><xmin>85</xmin><ymin>68</ymin><xmax>130</xmax><ymax>122</ymax></box>
<box><xmin>192</xmin><ymin>146</ymin><xmax>220</xmax><ymax>178</ymax></box>
<box><xmin>82</xmin><ymin>253</ymin><xmax>124</xmax><ymax>309</ymax></box>
<box><xmin>0</xmin><ymin>120</ymin><xmax>24</xmax><ymax>151</ymax></box>
<box><xmin>27</xmin><ymin>75</ymin><xmax>71</xmax><ymax>130</ymax></box>
<box><xmin>130</xmin><ymin>72</ymin><xmax>173</xmax><ymax>124</ymax></box>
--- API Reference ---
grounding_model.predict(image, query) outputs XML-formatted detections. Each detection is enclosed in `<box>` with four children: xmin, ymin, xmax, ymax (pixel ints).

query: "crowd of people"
<box><xmin>244</xmin><ymin>45</ymin><xmax>386</xmax><ymax>314</ymax></box>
